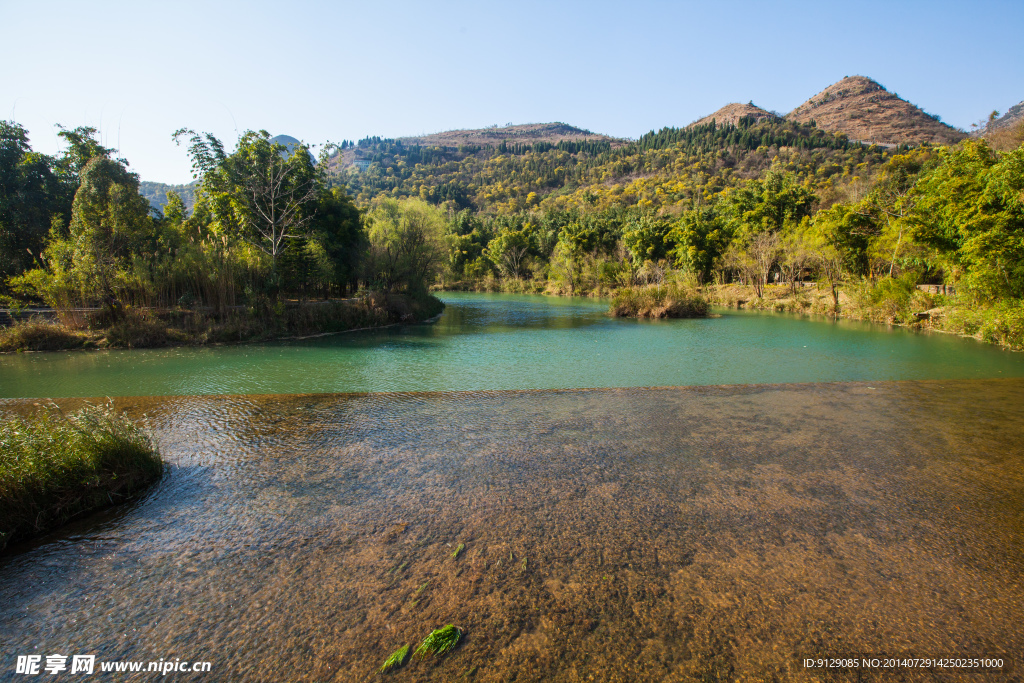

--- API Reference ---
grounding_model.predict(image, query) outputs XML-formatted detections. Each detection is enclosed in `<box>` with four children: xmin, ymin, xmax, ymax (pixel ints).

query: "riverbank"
<box><xmin>707</xmin><ymin>283</ymin><xmax>1024</xmax><ymax>351</ymax></box>
<box><xmin>0</xmin><ymin>403</ymin><xmax>163</xmax><ymax>552</ymax></box>
<box><xmin>0</xmin><ymin>292</ymin><xmax>445</xmax><ymax>353</ymax></box>
<box><xmin>436</xmin><ymin>276</ymin><xmax>1023</xmax><ymax>351</ymax></box>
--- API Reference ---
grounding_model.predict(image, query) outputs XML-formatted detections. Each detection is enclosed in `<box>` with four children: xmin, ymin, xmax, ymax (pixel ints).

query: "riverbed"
<box><xmin>1</xmin><ymin>294</ymin><xmax>1022</xmax><ymax>681</ymax></box>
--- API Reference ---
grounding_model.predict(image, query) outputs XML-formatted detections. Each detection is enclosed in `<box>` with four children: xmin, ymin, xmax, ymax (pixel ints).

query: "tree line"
<box><xmin>0</xmin><ymin>122</ymin><xmax>447</xmax><ymax>320</ymax></box>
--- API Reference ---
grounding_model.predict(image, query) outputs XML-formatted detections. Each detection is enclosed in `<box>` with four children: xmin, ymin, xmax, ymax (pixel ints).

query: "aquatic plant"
<box><xmin>378</xmin><ymin>644</ymin><xmax>409</xmax><ymax>673</ymax></box>
<box><xmin>414</xmin><ymin>625</ymin><xmax>462</xmax><ymax>659</ymax></box>
<box><xmin>0</xmin><ymin>402</ymin><xmax>163</xmax><ymax>551</ymax></box>
<box><xmin>451</xmin><ymin>542</ymin><xmax>465</xmax><ymax>559</ymax></box>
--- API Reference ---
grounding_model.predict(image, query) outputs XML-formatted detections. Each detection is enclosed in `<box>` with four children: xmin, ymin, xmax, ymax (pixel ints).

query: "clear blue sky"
<box><xmin>3</xmin><ymin>0</ymin><xmax>1022</xmax><ymax>184</ymax></box>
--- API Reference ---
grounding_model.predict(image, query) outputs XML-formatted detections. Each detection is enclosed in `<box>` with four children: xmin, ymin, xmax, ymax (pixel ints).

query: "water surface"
<box><xmin>2</xmin><ymin>295</ymin><xmax>1023</xmax><ymax>681</ymax></box>
<box><xmin>1</xmin><ymin>293</ymin><xmax>1021</xmax><ymax>397</ymax></box>
<box><xmin>1</xmin><ymin>381</ymin><xmax>1022</xmax><ymax>681</ymax></box>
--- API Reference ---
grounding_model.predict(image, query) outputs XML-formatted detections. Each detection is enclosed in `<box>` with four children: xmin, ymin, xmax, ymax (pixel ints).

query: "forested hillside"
<box><xmin>331</xmin><ymin>115</ymin><xmax>875</xmax><ymax>214</ymax></box>
<box><xmin>3</xmin><ymin>74</ymin><xmax>1023</xmax><ymax>351</ymax></box>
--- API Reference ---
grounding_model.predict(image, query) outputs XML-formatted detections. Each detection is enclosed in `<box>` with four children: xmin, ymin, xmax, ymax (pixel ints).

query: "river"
<box><xmin>1</xmin><ymin>294</ymin><xmax>1021</xmax><ymax>681</ymax></box>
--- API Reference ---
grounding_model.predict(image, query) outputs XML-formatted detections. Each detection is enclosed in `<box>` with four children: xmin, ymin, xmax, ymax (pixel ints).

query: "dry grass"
<box><xmin>0</xmin><ymin>293</ymin><xmax>445</xmax><ymax>352</ymax></box>
<box><xmin>787</xmin><ymin>76</ymin><xmax>966</xmax><ymax>146</ymax></box>
<box><xmin>0</xmin><ymin>318</ymin><xmax>91</xmax><ymax>352</ymax></box>
<box><xmin>610</xmin><ymin>283</ymin><xmax>709</xmax><ymax>319</ymax></box>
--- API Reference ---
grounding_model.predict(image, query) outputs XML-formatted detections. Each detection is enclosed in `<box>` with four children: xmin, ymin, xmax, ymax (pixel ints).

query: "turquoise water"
<box><xmin>1</xmin><ymin>292</ymin><xmax>1022</xmax><ymax>397</ymax></box>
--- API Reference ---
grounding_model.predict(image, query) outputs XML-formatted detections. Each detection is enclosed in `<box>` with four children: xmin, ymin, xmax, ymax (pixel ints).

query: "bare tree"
<box><xmin>748</xmin><ymin>231</ymin><xmax>781</xmax><ymax>297</ymax></box>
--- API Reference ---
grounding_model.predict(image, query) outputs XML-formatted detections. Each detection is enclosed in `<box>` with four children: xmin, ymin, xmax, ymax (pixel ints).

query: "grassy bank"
<box><xmin>0</xmin><ymin>292</ymin><xmax>445</xmax><ymax>352</ymax></box>
<box><xmin>0</xmin><ymin>403</ymin><xmax>163</xmax><ymax>551</ymax></box>
<box><xmin>610</xmin><ymin>283</ymin><xmax>710</xmax><ymax>318</ymax></box>
<box><xmin>707</xmin><ymin>282</ymin><xmax>1024</xmax><ymax>351</ymax></box>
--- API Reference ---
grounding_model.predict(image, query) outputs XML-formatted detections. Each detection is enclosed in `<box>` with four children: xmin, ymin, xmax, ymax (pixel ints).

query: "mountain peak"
<box><xmin>787</xmin><ymin>76</ymin><xmax>965</xmax><ymax>145</ymax></box>
<box><xmin>688</xmin><ymin>103</ymin><xmax>779</xmax><ymax>128</ymax></box>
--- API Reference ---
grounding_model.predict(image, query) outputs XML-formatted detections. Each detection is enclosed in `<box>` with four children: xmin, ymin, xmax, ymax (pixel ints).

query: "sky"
<box><xmin>3</xmin><ymin>0</ymin><xmax>1022</xmax><ymax>184</ymax></box>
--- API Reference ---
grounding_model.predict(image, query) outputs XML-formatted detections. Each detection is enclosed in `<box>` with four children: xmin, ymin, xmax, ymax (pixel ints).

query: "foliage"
<box><xmin>0</xmin><ymin>318</ymin><xmax>89</xmax><ymax>352</ymax></box>
<box><xmin>913</xmin><ymin>141</ymin><xmax>1024</xmax><ymax>301</ymax></box>
<box><xmin>0</xmin><ymin>402</ymin><xmax>163</xmax><ymax>550</ymax></box>
<box><xmin>610</xmin><ymin>283</ymin><xmax>709</xmax><ymax>318</ymax></box>
<box><xmin>363</xmin><ymin>197</ymin><xmax>447</xmax><ymax>292</ymax></box>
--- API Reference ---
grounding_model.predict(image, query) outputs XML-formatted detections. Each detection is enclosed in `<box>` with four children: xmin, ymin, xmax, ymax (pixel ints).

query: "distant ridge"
<box><xmin>396</xmin><ymin>122</ymin><xmax>622</xmax><ymax>148</ymax></box>
<box><xmin>688</xmin><ymin>103</ymin><xmax>780</xmax><ymax>129</ymax></box>
<box><xmin>787</xmin><ymin>76</ymin><xmax>966</xmax><ymax>146</ymax></box>
<box><xmin>985</xmin><ymin>101</ymin><xmax>1024</xmax><ymax>132</ymax></box>
<box><xmin>333</xmin><ymin>122</ymin><xmax>624</xmax><ymax>172</ymax></box>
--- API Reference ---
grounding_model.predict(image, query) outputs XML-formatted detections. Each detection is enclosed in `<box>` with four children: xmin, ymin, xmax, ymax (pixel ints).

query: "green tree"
<box><xmin>485</xmin><ymin>227</ymin><xmax>531</xmax><ymax>279</ymax></box>
<box><xmin>174</xmin><ymin>129</ymin><xmax>322</xmax><ymax>290</ymax></box>
<box><xmin>668</xmin><ymin>206</ymin><xmax>730</xmax><ymax>284</ymax></box>
<box><xmin>0</xmin><ymin>121</ymin><xmax>62</xmax><ymax>283</ymax></box>
<box><xmin>914</xmin><ymin>140</ymin><xmax>1024</xmax><ymax>300</ymax></box>
<box><xmin>363</xmin><ymin>197</ymin><xmax>446</xmax><ymax>292</ymax></box>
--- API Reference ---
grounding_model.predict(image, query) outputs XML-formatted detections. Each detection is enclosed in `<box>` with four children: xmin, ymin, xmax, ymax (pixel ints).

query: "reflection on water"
<box><xmin>2</xmin><ymin>380</ymin><xmax>1022</xmax><ymax>681</ymax></box>
<box><xmin>2</xmin><ymin>293</ymin><xmax>1023</xmax><ymax>398</ymax></box>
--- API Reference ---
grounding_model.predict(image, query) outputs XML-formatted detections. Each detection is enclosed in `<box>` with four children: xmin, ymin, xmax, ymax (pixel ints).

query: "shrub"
<box><xmin>104</xmin><ymin>310</ymin><xmax>170</xmax><ymax>348</ymax></box>
<box><xmin>610</xmin><ymin>283</ymin><xmax>709</xmax><ymax>318</ymax></box>
<box><xmin>0</xmin><ymin>318</ymin><xmax>89</xmax><ymax>352</ymax></box>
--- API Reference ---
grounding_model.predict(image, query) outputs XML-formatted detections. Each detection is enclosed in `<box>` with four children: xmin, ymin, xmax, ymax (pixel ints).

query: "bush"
<box><xmin>0</xmin><ymin>403</ymin><xmax>163</xmax><ymax>550</ymax></box>
<box><xmin>942</xmin><ymin>298</ymin><xmax>1024</xmax><ymax>350</ymax></box>
<box><xmin>0</xmin><ymin>318</ymin><xmax>89</xmax><ymax>352</ymax></box>
<box><xmin>848</xmin><ymin>275</ymin><xmax>937</xmax><ymax>324</ymax></box>
<box><xmin>610</xmin><ymin>283</ymin><xmax>709</xmax><ymax>318</ymax></box>
<box><xmin>104</xmin><ymin>309</ymin><xmax>171</xmax><ymax>348</ymax></box>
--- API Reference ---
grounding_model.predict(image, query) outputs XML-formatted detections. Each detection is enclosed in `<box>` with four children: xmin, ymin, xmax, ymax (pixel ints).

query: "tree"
<box><xmin>913</xmin><ymin>140</ymin><xmax>1024</xmax><ymax>301</ymax></box>
<box><xmin>174</xmin><ymin>129</ymin><xmax>321</xmax><ymax>286</ymax></box>
<box><xmin>668</xmin><ymin>206</ymin><xmax>730</xmax><ymax>284</ymax></box>
<box><xmin>622</xmin><ymin>215</ymin><xmax>671</xmax><ymax>264</ymax></box>
<box><xmin>0</xmin><ymin>121</ymin><xmax>62</xmax><ymax>283</ymax></box>
<box><xmin>363</xmin><ymin>197</ymin><xmax>446</xmax><ymax>292</ymax></box>
<box><xmin>485</xmin><ymin>228</ymin><xmax>531</xmax><ymax>279</ymax></box>
<box><xmin>809</xmin><ymin>208</ymin><xmax>850</xmax><ymax>312</ymax></box>
<box><xmin>307</xmin><ymin>187</ymin><xmax>363</xmax><ymax>295</ymax></box>
<box><xmin>778</xmin><ymin>221</ymin><xmax>813</xmax><ymax>293</ymax></box>
<box><xmin>724</xmin><ymin>166</ymin><xmax>816</xmax><ymax>237</ymax></box>
<box><xmin>66</xmin><ymin>156</ymin><xmax>153</xmax><ymax>312</ymax></box>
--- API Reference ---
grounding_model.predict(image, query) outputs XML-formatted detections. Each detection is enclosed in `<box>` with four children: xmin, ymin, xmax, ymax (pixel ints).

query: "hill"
<box><xmin>787</xmin><ymin>76</ymin><xmax>966</xmax><ymax>146</ymax></box>
<box><xmin>397</xmin><ymin>122</ymin><xmax>621</xmax><ymax>147</ymax></box>
<box><xmin>688</xmin><ymin>103</ymin><xmax>780</xmax><ymax>128</ymax></box>
<box><xmin>986</xmin><ymin>101</ymin><xmax>1024</xmax><ymax>132</ymax></box>
<box><xmin>980</xmin><ymin>101</ymin><xmax>1024</xmax><ymax>151</ymax></box>
<box><xmin>332</xmin><ymin>122</ymin><xmax>623</xmax><ymax>173</ymax></box>
<box><xmin>139</xmin><ymin>180</ymin><xmax>198</xmax><ymax>213</ymax></box>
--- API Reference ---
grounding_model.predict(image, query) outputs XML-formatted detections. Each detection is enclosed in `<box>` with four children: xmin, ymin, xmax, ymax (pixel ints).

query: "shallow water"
<box><xmin>1</xmin><ymin>293</ymin><xmax>1022</xmax><ymax>398</ymax></box>
<box><xmin>2</xmin><ymin>380</ymin><xmax>1023</xmax><ymax>681</ymax></box>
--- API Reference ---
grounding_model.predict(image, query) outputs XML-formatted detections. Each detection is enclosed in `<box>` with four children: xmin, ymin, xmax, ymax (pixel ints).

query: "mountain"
<box><xmin>139</xmin><ymin>180</ymin><xmax>198</xmax><ymax>213</ymax></box>
<box><xmin>395</xmin><ymin>122</ymin><xmax>621</xmax><ymax>148</ymax></box>
<box><xmin>979</xmin><ymin>100</ymin><xmax>1024</xmax><ymax>151</ymax></box>
<box><xmin>333</xmin><ymin>122</ymin><xmax>623</xmax><ymax>173</ymax></box>
<box><xmin>985</xmin><ymin>101</ymin><xmax>1024</xmax><ymax>132</ymax></box>
<box><xmin>688</xmin><ymin>103</ymin><xmax>780</xmax><ymax>128</ymax></box>
<box><xmin>787</xmin><ymin>76</ymin><xmax>966</xmax><ymax>146</ymax></box>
